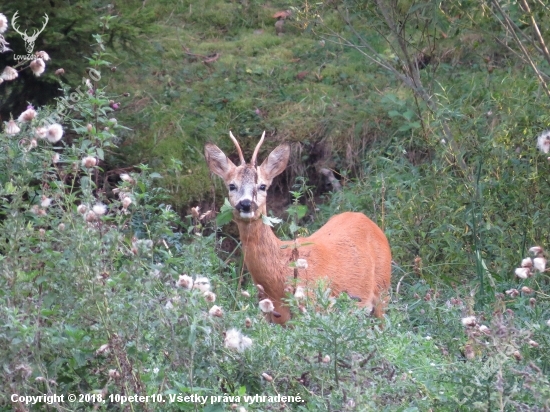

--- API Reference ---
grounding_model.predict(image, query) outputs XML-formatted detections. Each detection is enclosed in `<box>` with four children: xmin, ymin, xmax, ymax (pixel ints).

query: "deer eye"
<box><xmin>259</xmin><ymin>184</ymin><xmax>267</xmax><ymax>191</ymax></box>
<box><xmin>228</xmin><ymin>183</ymin><xmax>237</xmax><ymax>191</ymax></box>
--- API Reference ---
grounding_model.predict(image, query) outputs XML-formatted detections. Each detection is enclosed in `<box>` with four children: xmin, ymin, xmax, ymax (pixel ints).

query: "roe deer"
<box><xmin>205</xmin><ymin>132</ymin><xmax>391</xmax><ymax>324</ymax></box>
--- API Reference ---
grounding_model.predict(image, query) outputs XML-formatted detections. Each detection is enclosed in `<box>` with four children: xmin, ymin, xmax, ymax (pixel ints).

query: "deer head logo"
<box><xmin>11</xmin><ymin>11</ymin><xmax>49</xmax><ymax>54</ymax></box>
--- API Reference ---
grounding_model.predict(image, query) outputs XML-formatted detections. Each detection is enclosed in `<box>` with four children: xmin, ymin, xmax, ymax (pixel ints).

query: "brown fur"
<box><xmin>205</xmin><ymin>136</ymin><xmax>392</xmax><ymax>325</ymax></box>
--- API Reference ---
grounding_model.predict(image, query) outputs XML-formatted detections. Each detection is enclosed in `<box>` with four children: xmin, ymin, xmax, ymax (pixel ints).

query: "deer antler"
<box><xmin>11</xmin><ymin>12</ymin><xmax>48</xmax><ymax>41</ymax></box>
<box><xmin>11</xmin><ymin>11</ymin><xmax>26</xmax><ymax>38</ymax></box>
<box><xmin>251</xmin><ymin>131</ymin><xmax>265</xmax><ymax>167</ymax></box>
<box><xmin>32</xmin><ymin>14</ymin><xmax>49</xmax><ymax>39</ymax></box>
<box><xmin>229</xmin><ymin>131</ymin><xmax>245</xmax><ymax>165</ymax></box>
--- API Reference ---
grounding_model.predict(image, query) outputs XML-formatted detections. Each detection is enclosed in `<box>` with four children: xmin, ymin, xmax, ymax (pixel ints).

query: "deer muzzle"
<box><xmin>235</xmin><ymin>199</ymin><xmax>257</xmax><ymax>219</ymax></box>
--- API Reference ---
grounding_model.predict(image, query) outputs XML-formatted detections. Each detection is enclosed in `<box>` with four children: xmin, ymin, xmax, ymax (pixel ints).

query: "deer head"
<box><xmin>205</xmin><ymin>132</ymin><xmax>290</xmax><ymax>221</ymax></box>
<box><xmin>11</xmin><ymin>12</ymin><xmax>49</xmax><ymax>54</ymax></box>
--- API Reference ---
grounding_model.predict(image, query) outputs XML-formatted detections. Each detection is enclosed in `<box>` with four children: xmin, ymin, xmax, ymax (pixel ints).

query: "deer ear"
<box><xmin>260</xmin><ymin>144</ymin><xmax>290</xmax><ymax>181</ymax></box>
<box><xmin>205</xmin><ymin>144</ymin><xmax>236</xmax><ymax>180</ymax></box>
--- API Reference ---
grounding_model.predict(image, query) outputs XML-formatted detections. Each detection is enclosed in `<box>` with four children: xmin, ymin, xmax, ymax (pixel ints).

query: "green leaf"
<box><xmin>216</xmin><ymin>198</ymin><xmax>234</xmax><ymax>226</ymax></box>
<box><xmin>295</xmin><ymin>205</ymin><xmax>308</xmax><ymax>220</ymax></box>
<box><xmin>262</xmin><ymin>214</ymin><xmax>282</xmax><ymax>227</ymax></box>
<box><xmin>402</xmin><ymin>110</ymin><xmax>416</xmax><ymax>121</ymax></box>
<box><xmin>289</xmin><ymin>221</ymin><xmax>299</xmax><ymax>234</ymax></box>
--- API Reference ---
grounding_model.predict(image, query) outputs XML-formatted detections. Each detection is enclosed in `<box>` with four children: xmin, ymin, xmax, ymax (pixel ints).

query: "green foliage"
<box><xmin>1</xmin><ymin>1</ymin><xmax>550</xmax><ymax>411</ymax></box>
<box><xmin>0</xmin><ymin>0</ymin><xmax>151</xmax><ymax>119</ymax></box>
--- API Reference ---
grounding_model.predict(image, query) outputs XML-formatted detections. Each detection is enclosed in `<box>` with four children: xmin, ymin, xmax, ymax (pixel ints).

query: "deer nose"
<box><xmin>237</xmin><ymin>199</ymin><xmax>252</xmax><ymax>213</ymax></box>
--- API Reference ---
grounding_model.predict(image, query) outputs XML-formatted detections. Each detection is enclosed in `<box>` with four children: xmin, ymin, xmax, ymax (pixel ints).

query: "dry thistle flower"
<box><xmin>224</xmin><ymin>329</ymin><xmax>252</xmax><ymax>352</ymax></box>
<box><xmin>35</xmin><ymin>51</ymin><xmax>50</xmax><ymax>61</ymax></box>
<box><xmin>547</xmin><ymin>319</ymin><xmax>550</xmax><ymax>327</ymax></box>
<box><xmin>515</xmin><ymin>267</ymin><xmax>530</xmax><ymax>279</ymax></box>
<box><xmin>57</xmin><ymin>223</ymin><xmax>65</xmax><ymax>231</ymax></box>
<box><xmin>35</xmin><ymin>127</ymin><xmax>47</xmax><ymax>139</ymax></box>
<box><xmin>322</xmin><ymin>355</ymin><xmax>331</xmax><ymax>363</ymax></box>
<box><xmin>244</xmin><ymin>318</ymin><xmax>252</xmax><ymax>328</ymax></box>
<box><xmin>29</xmin><ymin>138</ymin><xmax>37</xmax><ymax>149</ymax></box>
<box><xmin>533</xmin><ymin>257</ymin><xmax>546</xmax><ymax>272</ymax></box>
<box><xmin>46</xmin><ymin>123</ymin><xmax>63</xmax><ymax>143</ymax></box>
<box><xmin>261</xmin><ymin>372</ymin><xmax>273</xmax><ymax>382</ymax></box>
<box><xmin>521</xmin><ymin>257</ymin><xmax>533</xmax><ymax>268</ymax></box>
<box><xmin>18</xmin><ymin>107</ymin><xmax>37</xmax><ymax>122</ymax></box>
<box><xmin>294</xmin><ymin>286</ymin><xmax>305</xmax><ymax>300</ymax></box>
<box><xmin>30</xmin><ymin>58</ymin><xmax>46</xmax><ymax>76</ymax></box>
<box><xmin>77</xmin><ymin>204</ymin><xmax>87</xmax><ymax>214</ymax></box>
<box><xmin>241</xmin><ymin>335</ymin><xmax>252</xmax><ymax>350</ymax></box>
<box><xmin>528</xmin><ymin>340</ymin><xmax>539</xmax><ymax>348</ymax></box>
<box><xmin>15</xmin><ymin>364</ymin><xmax>32</xmax><ymax>380</ymax></box>
<box><xmin>122</xmin><ymin>196</ymin><xmax>132</xmax><ymax>209</ymax></box>
<box><xmin>529</xmin><ymin>246</ymin><xmax>544</xmax><ymax>255</ymax></box>
<box><xmin>52</xmin><ymin>153</ymin><xmax>60</xmax><ymax>163</ymax></box>
<box><xmin>92</xmin><ymin>203</ymin><xmax>107</xmax><ymax>216</ymax></box>
<box><xmin>224</xmin><ymin>329</ymin><xmax>241</xmax><ymax>350</ymax></box>
<box><xmin>193</xmin><ymin>277</ymin><xmax>211</xmax><ymax>293</ymax></box>
<box><xmin>96</xmin><ymin>344</ymin><xmax>109</xmax><ymax>355</ymax></box>
<box><xmin>521</xmin><ymin>286</ymin><xmax>533</xmax><ymax>294</ymax></box>
<box><xmin>120</xmin><ymin>173</ymin><xmax>135</xmax><ymax>184</ymax></box>
<box><xmin>529</xmin><ymin>297</ymin><xmax>536</xmax><ymax>307</ymax></box>
<box><xmin>259</xmin><ymin>298</ymin><xmax>275</xmax><ymax>313</ymax></box>
<box><xmin>295</xmin><ymin>258</ymin><xmax>308</xmax><ymax>269</ymax></box>
<box><xmin>241</xmin><ymin>290</ymin><xmax>251</xmax><ymax>298</ymax></box>
<box><xmin>85</xmin><ymin>211</ymin><xmax>97</xmax><ymax>222</ymax></box>
<box><xmin>40</xmin><ymin>196</ymin><xmax>51</xmax><ymax>208</ymax></box>
<box><xmin>1</xmin><ymin>66</ymin><xmax>18</xmax><ymax>81</ymax></box>
<box><xmin>461</xmin><ymin>316</ymin><xmax>476</xmax><ymax>327</ymax></box>
<box><xmin>108</xmin><ymin>369</ymin><xmax>120</xmax><ymax>379</ymax></box>
<box><xmin>536</xmin><ymin>131</ymin><xmax>550</xmax><ymax>154</ymax></box>
<box><xmin>505</xmin><ymin>289</ymin><xmax>519</xmax><ymax>298</ymax></box>
<box><xmin>0</xmin><ymin>13</ymin><xmax>7</xmax><ymax>33</ymax></box>
<box><xmin>203</xmin><ymin>291</ymin><xmax>216</xmax><ymax>303</ymax></box>
<box><xmin>176</xmin><ymin>274</ymin><xmax>193</xmax><ymax>289</ymax></box>
<box><xmin>209</xmin><ymin>305</ymin><xmax>223</xmax><ymax>317</ymax></box>
<box><xmin>55</xmin><ymin>68</ymin><xmax>64</xmax><ymax>75</ymax></box>
<box><xmin>479</xmin><ymin>325</ymin><xmax>490</xmax><ymax>334</ymax></box>
<box><xmin>5</xmin><ymin>119</ymin><xmax>20</xmax><ymax>135</ymax></box>
<box><xmin>513</xmin><ymin>350</ymin><xmax>522</xmax><ymax>361</ymax></box>
<box><xmin>81</xmin><ymin>156</ymin><xmax>97</xmax><ymax>168</ymax></box>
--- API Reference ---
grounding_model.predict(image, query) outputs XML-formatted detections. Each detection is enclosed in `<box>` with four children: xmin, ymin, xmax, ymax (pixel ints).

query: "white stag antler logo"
<box><xmin>11</xmin><ymin>11</ymin><xmax>49</xmax><ymax>54</ymax></box>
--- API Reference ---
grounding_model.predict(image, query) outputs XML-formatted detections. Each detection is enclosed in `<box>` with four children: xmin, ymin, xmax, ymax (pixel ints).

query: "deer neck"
<box><xmin>235</xmin><ymin>217</ymin><xmax>286</xmax><ymax>290</ymax></box>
